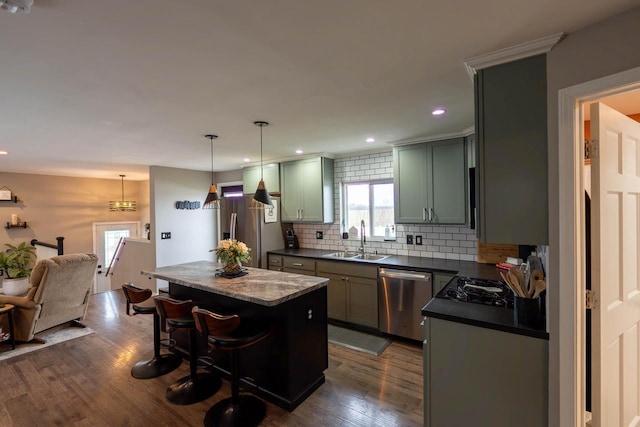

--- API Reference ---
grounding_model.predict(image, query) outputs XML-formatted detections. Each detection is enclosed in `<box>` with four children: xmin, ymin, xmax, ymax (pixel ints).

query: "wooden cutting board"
<box><xmin>477</xmin><ymin>241</ymin><xmax>519</xmax><ymax>264</ymax></box>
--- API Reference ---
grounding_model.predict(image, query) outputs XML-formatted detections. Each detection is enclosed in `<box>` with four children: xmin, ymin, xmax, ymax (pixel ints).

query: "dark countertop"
<box><xmin>269</xmin><ymin>248</ymin><xmax>549</xmax><ymax>340</ymax></box>
<box><xmin>268</xmin><ymin>248</ymin><xmax>501</xmax><ymax>279</ymax></box>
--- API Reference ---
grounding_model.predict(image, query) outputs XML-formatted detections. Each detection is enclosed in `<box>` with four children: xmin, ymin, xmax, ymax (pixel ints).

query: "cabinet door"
<box><xmin>319</xmin><ymin>272</ymin><xmax>347</xmax><ymax>321</ymax></box>
<box><xmin>433</xmin><ymin>272</ymin><xmax>454</xmax><ymax>296</ymax></box>
<box><xmin>476</xmin><ymin>54</ymin><xmax>547</xmax><ymax>244</ymax></box>
<box><xmin>243</xmin><ymin>164</ymin><xmax>280</xmax><ymax>194</ymax></box>
<box><xmin>394</xmin><ymin>144</ymin><xmax>429</xmax><ymax>223</ymax></box>
<box><xmin>346</xmin><ymin>276</ymin><xmax>378</xmax><ymax>328</ymax></box>
<box><xmin>429</xmin><ymin>138</ymin><xmax>467</xmax><ymax>224</ymax></box>
<box><xmin>268</xmin><ymin>255</ymin><xmax>283</xmax><ymax>271</ymax></box>
<box><xmin>299</xmin><ymin>158</ymin><xmax>323</xmax><ymax>222</ymax></box>
<box><xmin>281</xmin><ymin>161</ymin><xmax>302</xmax><ymax>221</ymax></box>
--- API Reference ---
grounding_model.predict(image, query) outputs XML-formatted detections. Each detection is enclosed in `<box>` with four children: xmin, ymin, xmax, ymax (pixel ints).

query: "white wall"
<box><xmin>546</xmin><ymin>6</ymin><xmax>640</xmax><ymax>426</ymax></box>
<box><xmin>150</xmin><ymin>166</ymin><xmax>217</xmax><ymax>270</ymax></box>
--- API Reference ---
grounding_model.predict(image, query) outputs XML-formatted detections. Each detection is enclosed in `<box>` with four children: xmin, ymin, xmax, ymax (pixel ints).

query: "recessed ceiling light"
<box><xmin>0</xmin><ymin>151</ymin><xmax>7</xmax><ymax>155</ymax></box>
<box><xmin>243</xmin><ymin>158</ymin><xmax>251</xmax><ymax>162</ymax></box>
<box><xmin>295</xmin><ymin>149</ymin><xmax>303</xmax><ymax>154</ymax></box>
<box><xmin>432</xmin><ymin>108</ymin><xmax>446</xmax><ymax>116</ymax></box>
<box><xmin>366</xmin><ymin>137</ymin><xmax>375</xmax><ymax>143</ymax></box>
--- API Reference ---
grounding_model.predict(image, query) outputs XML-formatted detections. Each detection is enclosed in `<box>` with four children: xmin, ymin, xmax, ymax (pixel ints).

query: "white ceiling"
<box><xmin>0</xmin><ymin>0</ymin><xmax>638</xmax><ymax>181</ymax></box>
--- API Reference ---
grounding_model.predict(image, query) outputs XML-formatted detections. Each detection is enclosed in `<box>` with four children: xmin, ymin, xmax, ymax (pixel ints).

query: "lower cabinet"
<box><xmin>317</xmin><ymin>261</ymin><xmax>378</xmax><ymax>329</ymax></box>
<box><xmin>423</xmin><ymin>317</ymin><xmax>548</xmax><ymax>427</ymax></box>
<box><xmin>433</xmin><ymin>273</ymin><xmax>454</xmax><ymax>296</ymax></box>
<box><xmin>267</xmin><ymin>255</ymin><xmax>283</xmax><ymax>271</ymax></box>
<box><xmin>282</xmin><ymin>256</ymin><xmax>316</xmax><ymax>276</ymax></box>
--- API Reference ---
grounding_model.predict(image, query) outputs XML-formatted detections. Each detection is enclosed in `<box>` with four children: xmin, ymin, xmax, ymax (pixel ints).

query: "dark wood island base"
<box><xmin>142</xmin><ymin>261</ymin><xmax>329</xmax><ymax>412</ymax></box>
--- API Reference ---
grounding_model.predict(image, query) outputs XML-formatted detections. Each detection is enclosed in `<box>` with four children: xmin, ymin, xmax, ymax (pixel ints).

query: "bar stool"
<box><xmin>192</xmin><ymin>306</ymin><xmax>270</xmax><ymax>427</ymax></box>
<box><xmin>121</xmin><ymin>284</ymin><xmax>182</xmax><ymax>379</ymax></box>
<box><xmin>154</xmin><ymin>296</ymin><xmax>222</xmax><ymax>405</ymax></box>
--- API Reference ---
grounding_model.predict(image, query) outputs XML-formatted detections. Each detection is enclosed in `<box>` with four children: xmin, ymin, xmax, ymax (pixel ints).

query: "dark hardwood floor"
<box><xmin>0</xmin><ymin>290</ymin><xmax>423</xmax><ymax>426</ymax></box>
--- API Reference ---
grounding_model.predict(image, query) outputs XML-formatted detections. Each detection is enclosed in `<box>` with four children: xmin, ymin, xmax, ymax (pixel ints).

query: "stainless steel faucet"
<box><xmin>359</xmin><ymin>219</ymin><xmax>366</xmax><ymax>254</ymax></box>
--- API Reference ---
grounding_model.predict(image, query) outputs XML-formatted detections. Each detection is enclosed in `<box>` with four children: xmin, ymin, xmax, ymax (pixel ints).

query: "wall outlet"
<box><xmin>406</xmin><ymin>234</ymin><xmax>413</xmax><ymax>245</ymax></box>
<box><xmin>161</xmin><ymin>232</ymin><xmax>171</xmax><ymax>239</ymax></box>
<box><xmin>416</xmin><ymin>235</ymin><xmax>423</xmax><ymax>245</ymax></box>
<box><xmin>342</xmin><ymin>232</ymin><xmax>349</xmax><ymax>239</ymax></box>
<box><xmin>316</xmin><ymin>231</ymin><xmax>323</xmax><ymax>239</ymax></box>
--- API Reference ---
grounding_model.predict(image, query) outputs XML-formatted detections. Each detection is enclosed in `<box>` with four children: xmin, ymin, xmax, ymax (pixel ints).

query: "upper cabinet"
<box><xmin>242</xmin><ymin>163</ymin><xmax>280</xmax><ymax>194</ymax></box>
<box><xmin>475</xmin><ymin>54</ymin><xmax>548</xmax><ymax>245</ymax></box>
<box><xmin>394</xmin><ymin>137</ymin><xmax>467</xmax><ymax>224</ymax></box>
<box><xmin>280</xmin><ymin>157</ymin><xmax>334</xmax><ymax>223</ymax></box>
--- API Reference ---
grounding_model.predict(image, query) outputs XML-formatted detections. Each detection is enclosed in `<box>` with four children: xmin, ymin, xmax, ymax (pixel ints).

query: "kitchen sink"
<box><xmin>323</xmin><ymin>251</ymin><xmax>361</xmax><ymax>259</ymax></box>
<box><xmin>353</xmin><ymin>253</ymin><xmax>389</xmax><ymax>261</ymax></box>
<box><xmin>323</xmin><ymin>252</ymin><xmax>389</xmax><ymax>261</ymax></box>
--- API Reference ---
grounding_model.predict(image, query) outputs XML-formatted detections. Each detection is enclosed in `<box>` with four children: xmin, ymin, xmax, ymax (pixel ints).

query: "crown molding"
<box><xmin>464</xmin><ymin>32</ymin><xmax>564</xmax><ymax>78</ymax></box>
<box><xmin>386</xmin><ymin>126</ymin><xmax>475</xmax><ymax>147</ymax></box>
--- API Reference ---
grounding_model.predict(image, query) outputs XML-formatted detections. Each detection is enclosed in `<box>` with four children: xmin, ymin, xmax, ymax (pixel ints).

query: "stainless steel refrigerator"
<box><xmin>219</xmin><ymin>196</ymin><xmax>284</xmax><ymax>269</ymax></box>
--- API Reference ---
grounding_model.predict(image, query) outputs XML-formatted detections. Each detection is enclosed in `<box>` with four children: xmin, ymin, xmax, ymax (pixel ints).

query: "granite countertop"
<box><xmin>268</xmin><ymin>248</ymin><xmax>501</xmax><ymax>280</ymax></box>
<box><xmin>141</xmin><ymin>260</ymin><xmax>328</xmax><ymax>307</ymax></box>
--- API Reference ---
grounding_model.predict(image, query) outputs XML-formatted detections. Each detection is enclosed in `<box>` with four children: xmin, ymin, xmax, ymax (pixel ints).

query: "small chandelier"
<box><xmin>109</xmin><ymin>175</ymin><xmax>137</xmax><ymax>212</ymax></box>
<box><xmin>202</xmin><ymin>134</ymin><xmax>220</xmax><ymax>209</ymax></box>
<box><xmin>251</xmin><ymin>121</ymin><xmax>273</xmax><ymax>209</ymax></box>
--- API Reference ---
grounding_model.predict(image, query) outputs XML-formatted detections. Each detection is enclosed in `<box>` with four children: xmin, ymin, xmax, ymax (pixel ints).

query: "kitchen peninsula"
<box><xmin>141</xmin><ymin>261</ymin><xmax>329</xmax><ymax>411</ymax></box>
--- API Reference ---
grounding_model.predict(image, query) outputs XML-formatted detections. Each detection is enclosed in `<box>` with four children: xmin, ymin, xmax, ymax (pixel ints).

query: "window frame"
<box><xmin>341</xmin><ymin>179</ymin><xmax>394</xmax><ymax>240</ymax></box>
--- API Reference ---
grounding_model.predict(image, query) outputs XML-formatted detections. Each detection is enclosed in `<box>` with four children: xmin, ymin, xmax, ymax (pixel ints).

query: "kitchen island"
<box><xmin>142</xmin><ymin>261</ymin><xmax>329</xmax><ymax>411</ymax></box>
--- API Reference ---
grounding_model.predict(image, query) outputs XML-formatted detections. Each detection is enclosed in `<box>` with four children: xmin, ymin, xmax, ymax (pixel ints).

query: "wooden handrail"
<box><xmin>30</xmin><ymin>237</ymin><xmax>64</xmax><ymax>255</ymax></box>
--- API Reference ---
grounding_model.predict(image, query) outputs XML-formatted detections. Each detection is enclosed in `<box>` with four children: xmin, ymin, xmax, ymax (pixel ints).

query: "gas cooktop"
<box><xmin>438</xmin><ymin>276</ymin><xmax>514</xmax><ymax>309</ymax></box>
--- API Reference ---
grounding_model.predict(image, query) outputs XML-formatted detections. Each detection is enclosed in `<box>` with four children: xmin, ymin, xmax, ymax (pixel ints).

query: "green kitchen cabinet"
<box><xmin>394</xmin><ymin>138</ymin><xmax>467</xmax><ymax>224</ymax></box>
<box><xmin>282</xmin><ymin>256</ymin><xmax>316</xmax><ymax>276</ymax></box>
<box><xmin>474</xmin><ymin>54</ymin><xmax>547</xmax><ymax>245</ymax></box>
<box><xmin>433</xmin><ymin>272</ymin><xmax>454</xmax><ymax>296</ymax></box>
<box><xmin>317</xmin><ymin>260</ymin><xmax>378</xmax><ymax>329</ymax></box>
<box><xmin>242</xmin><ymin>163</ymin><xmax>280</xmax><ymax>194</ymax></box>
<box><xmin>281</xmin><ymin>157</ymin><xmax>334</xmax><ymax>223</ymax></box>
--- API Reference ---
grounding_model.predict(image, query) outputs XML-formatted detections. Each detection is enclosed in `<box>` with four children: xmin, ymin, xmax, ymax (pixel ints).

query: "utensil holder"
<box><xmin>514</xmin><ymin>296</ymin><xmax>544</xmax><ymax>328</ymax></box>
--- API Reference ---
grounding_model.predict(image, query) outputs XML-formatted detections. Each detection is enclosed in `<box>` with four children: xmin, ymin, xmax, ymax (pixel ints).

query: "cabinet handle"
<box><xmin>341</xmin><ymin>277</ymin><xmax>345</xmax><ymax>281</ymax></box>
<box><xmin>300</xmin><ymin>209</ymin><xmax>304</xmax><ymax>220</ymax></box>
<box><xmin>423</xmin><ymin>208</ymin><xmax>427</xmax><ymax>221</ymax></box>
<box><xmin>293</xmin><ymin>262</ymin><xmax>303</xmax><ymax>267</ymax></box>
<box><xmin>297</xmin><ymin>209</ymin><xmax>301</xmax><ymax>220</ymax></box>
<box><xmin>429</xmin><ymin>208</ymin><xmax>433</xmax><ymax>222</ymax></box>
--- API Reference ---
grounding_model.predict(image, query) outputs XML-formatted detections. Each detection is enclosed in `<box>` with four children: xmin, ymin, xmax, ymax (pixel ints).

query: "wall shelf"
<box><xmin>5</xmin><ymin>222</ymin><xmax>28</xmax><ymax>229</ymax></box>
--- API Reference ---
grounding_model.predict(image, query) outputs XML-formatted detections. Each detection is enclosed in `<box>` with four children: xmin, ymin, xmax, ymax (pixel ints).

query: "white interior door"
<box><xmin>590</xmin><ymin>102</ymin><xmax>640</xmax><ymax>427</ymax></box>
<box><xmin>93</xmin><ymin>222</ymin><xmax>139</xmax><ymax>294</ymax></box>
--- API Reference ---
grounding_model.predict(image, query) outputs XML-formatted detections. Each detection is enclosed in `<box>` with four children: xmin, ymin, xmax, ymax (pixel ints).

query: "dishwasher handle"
<box><xmin>379</xmin><ymin>268</ymin><xmax>431</xmax><ymax>281</ymax></box>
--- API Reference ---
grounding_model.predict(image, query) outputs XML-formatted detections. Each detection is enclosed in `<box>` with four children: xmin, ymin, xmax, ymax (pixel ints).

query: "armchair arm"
<box><xmin>0</xmin><ymin>294</ymin><xmax>37</xmax><ymax>309</ymax></box>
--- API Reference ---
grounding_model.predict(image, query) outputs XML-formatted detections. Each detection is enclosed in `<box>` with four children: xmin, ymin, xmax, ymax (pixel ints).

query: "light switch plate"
<box><xmin>406</xmin><ymin>234</ymin><xmax>413</xmax><ymax>244</ymax></box>
<box><xmin>416</xmin><ymin>235</ymin><xmax>422</xmax><ymax>245</ymax></box>
<box><xmin>161</xmin><ymin>232</ymin><xmax>171</xmax><ymax>239</ymax></box>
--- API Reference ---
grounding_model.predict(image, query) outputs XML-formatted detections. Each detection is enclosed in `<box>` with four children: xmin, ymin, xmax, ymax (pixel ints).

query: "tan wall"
<box><xmin>0</xmin><ymin>172</ymin><xmax>149</xmax><ymax>255</ymax></box>
<box><xmin>546</xmin><ymin>5</ymin><xmax>640</xmax><ymax>426</ymax></box>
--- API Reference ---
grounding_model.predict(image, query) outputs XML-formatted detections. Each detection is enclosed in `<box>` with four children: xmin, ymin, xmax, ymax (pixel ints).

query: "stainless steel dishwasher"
<box><xmin>379</xmin><ymin>268</ymin><xmax>432</xmax><ymax>341</ymax></box>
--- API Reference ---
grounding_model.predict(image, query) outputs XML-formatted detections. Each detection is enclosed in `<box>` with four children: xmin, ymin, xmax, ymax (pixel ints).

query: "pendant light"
<box><xmin>251</xmin><ymin>121</ymin><xmax>273</xmax><ymax>208</ymax></box>
<box><xmin>202</xmin><ymin>134</ymin><xmax>220</xmax><ymax>209</ymax></box>
<box><xmin>109</xmin><ymin>175</ymin><xmax>137</xmax><ymax>211</ymax></box>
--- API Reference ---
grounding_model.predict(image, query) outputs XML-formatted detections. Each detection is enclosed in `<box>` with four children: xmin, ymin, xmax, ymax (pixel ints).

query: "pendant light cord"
<box><xmin>210</xmin><ymin>137</ymin><xmax>214</xmax><ymax>185</ymax></box>
<box><xmin>120</xmin><ymin>174</ymin><xmax>125</xmax><ymax>201</ymax></box>
<box><xmin>260</xmin><ymin>125</ymin><xmax>264</xmax><ymax>180</ymax></box>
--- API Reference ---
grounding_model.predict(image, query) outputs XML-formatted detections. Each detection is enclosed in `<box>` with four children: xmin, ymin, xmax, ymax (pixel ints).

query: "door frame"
<box><xmin>92</xmin><ymin>221</ymin><xmax>141</xmax><ymax>293</ymax></box>
<box><xmin>557</xmin><ymin>66</ymin><xmax>640</xmax><ymax>426</ymax></box>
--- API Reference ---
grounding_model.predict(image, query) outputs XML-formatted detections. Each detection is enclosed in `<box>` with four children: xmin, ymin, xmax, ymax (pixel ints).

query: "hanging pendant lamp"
<box><xmin>202</xmin><ymin>134</ymin><xmax>221</xmax><ymax>209</ymax></box>
<box><xmin>109</xmin><ymin>175</ymin><xmax>137</xmax><ymax>211</ymax></box>
<box><xmin>251</xmin><ymin>121</ymin><xmax>273</xmax><ymax>208</ymax></box>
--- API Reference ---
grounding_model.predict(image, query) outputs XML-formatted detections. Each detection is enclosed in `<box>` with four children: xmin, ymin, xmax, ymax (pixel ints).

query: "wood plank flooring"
<box><xmin>0</xmin><ymin>290</ymin><xmax>424</xmax><ymax>426</ymax></box>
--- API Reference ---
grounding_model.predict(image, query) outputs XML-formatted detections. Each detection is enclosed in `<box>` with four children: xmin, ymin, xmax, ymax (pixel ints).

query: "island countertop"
<box><xmin>141</xmin><ymin>260</ymin><xmax>328</xmax><ymax>307</ymax></box>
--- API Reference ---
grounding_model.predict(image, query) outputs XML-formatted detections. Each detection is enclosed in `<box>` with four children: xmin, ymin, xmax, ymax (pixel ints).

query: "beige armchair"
<box><xmin>0</xmin><ymin>253</ymin><xmax>98</xmax><ymax>342</ymax></box>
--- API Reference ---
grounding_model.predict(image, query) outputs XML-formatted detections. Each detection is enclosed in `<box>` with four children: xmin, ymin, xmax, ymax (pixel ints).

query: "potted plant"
<box><xmin>0</xmin><ymin>242</ymin><xmax>37</xmax><ymax>295</ymax></box>
<box><xmin>211</xmin><ymin>239</ymin><xmax>251</xmax><ymax>275</ymax></box>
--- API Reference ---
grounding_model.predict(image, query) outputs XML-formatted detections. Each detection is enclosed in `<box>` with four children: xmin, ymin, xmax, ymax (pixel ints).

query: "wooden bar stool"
<box><xmin>121</xmin><ymin>284</ymin><xmax>181</xmax><ymax>379</ymax></box>
<box><xmin>192</xmin><ymin>307</ymin><xmax>270</xmax><ymax>427</ymax></box>
<box><xmin>155</xmin><ymin>296</ymin><xmax>221</xmax><ymax>405</ymax></box>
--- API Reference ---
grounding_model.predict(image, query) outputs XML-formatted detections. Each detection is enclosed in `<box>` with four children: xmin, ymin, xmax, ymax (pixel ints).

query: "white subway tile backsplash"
<box><xmin>291</xmin><ymin>150</ymin><xmax>477</xmax><ymax>261</ymax></box>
